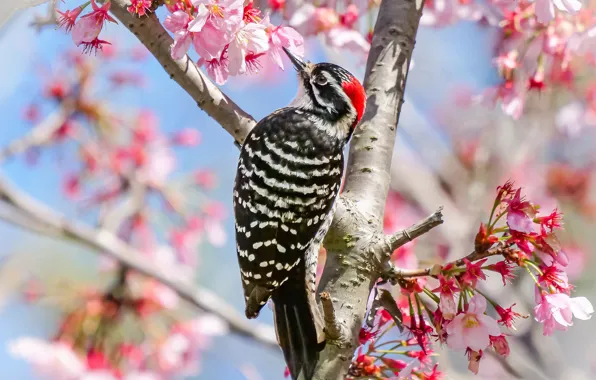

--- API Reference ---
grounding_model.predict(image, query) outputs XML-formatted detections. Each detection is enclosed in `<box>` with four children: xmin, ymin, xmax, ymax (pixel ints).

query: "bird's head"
<box><xmin>283</xmin><ymin>47</ymin><xmax>366</xmax><ymax>140</ymax></box>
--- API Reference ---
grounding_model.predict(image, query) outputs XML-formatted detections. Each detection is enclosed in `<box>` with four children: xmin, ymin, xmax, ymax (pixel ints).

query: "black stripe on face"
<box><xmin>301</xmin><ymin>75</ymin><xmax>324</xmax><ymax>110</ymax></box>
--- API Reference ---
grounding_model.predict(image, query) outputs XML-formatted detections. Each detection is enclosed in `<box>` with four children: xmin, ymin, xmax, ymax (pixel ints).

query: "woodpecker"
<box><xmin>233</xmin><ymin>47</ymin><xmax>366</xmax><ymax>380</ymax></box>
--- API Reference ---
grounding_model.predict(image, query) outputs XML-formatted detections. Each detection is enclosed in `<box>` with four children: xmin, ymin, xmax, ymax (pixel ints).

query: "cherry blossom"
<box><xmin>534</xmin><ymin>293</ymin><xmax>594</xmax><ymax>335</ymax></box>
<box><xmin>57</xmin><ymin>6</ymin><xmax>84</xmax><ymax>32</ymax></box>
<box><xmin>446</xmin><ymin>295</ymin><xmax>501</xmax><ymax>351</ymax></box>
<box><xmin>432</xmin><ymin>275</ymin><xmax>459</xmax><ymax>319</ymax></box>
<box><xmin>8</xmin><ymin>338</ymin><xmax>85</xmax><ymax>379</ymax></box>
<box><xmin>535</xmin><ymin>0</ymin><xmax>582</xmax><ymax>24</ymax></box>
<box><xmin>228</xmin><ymin>22</ymin><xmax>269</xmax><ymax>75</ymax></box>
<box><xmin>505</xmin><ymin>189</ymin><xmax>537</xmax><ymax>233</ymax></box>
<box><xmin>263</xmin><ymin>15</ymin><xmax>304</xmax><ymax>70</ymax></box>
<box><xmin>189</xmin><ymin>0</ymin><xmax>244</xmax><ymax>60</ymax></box>
<box><xmin>163</xmin><ymin>11</ymin><xmax>193</xmax><ymax>60</ymax></box>
<box><xmin>128</xmin><ymin>0</ymin><xmax>153</xmax><ymax>16</ymax></box>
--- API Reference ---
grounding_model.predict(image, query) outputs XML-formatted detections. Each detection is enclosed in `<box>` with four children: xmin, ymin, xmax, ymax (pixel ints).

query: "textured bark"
<box><xmin>313</xmin><ymin>0</ymin><xmax>427</xmax><ymax>378</ymax></box>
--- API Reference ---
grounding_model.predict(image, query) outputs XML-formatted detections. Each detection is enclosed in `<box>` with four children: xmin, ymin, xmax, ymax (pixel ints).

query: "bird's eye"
<box><xmin>314</xmin><ymin>75</ymin><xmax>328</xmax><ymax>86</ymax></box>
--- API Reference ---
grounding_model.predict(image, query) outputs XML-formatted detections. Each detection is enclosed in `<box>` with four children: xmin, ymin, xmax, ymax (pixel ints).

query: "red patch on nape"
<box><xmin>342</xmin><ymin>77</ymin><xmax>366</xmax><ymax>127</ymax></box>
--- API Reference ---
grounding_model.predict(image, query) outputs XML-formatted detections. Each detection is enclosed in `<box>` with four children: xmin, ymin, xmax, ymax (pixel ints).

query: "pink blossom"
<box><xmin>228</xmin><ymin>22</ymin><xmax>269</xmax><ymax>75</ymax></box>
<box><xmin>189</xmin><ymin>0</ymin><xmax>244</xmax><ymax>60</ymax></box>
<box><xmin>313</xmin><ymin>7</ymin><xmax>339</xmax><ymax>32</ymax></box>
<box><xmin>128</xmin><ymin>0</ymin><xmax>153</xmax><ymax>16</ymax></box>
<box><xmin>57</xmin><ymin>6</ymin><xmax>84</xmax><ymax>32</ymax></box>
<box><xmin>140</xmin><ymin>140</ymin><xmax>175</xmax><ymax>187</ymax></box>
<box><xmin>432</xmin><ymin>275</ymin><xmax>459</xmax><ymax>320</ymax></box>
<box><xmin>163</xmin><ymin>11</ymin><xmax>192</xmax><ymax>60</ymax></box>
<box><xmin>324</xmin><ymin>27</ymin><xmax>370</xmax><ymax>57</ymax></box>
<box><xmin>157</xmin><ymin>314</ymin><xmax>227</xmax><ymax>376</ymax></box>
<box><xmin>194</xmin><ymin>169</ymin><xmax>217</xmax><ymax>189</ymax></box>
<box><xmin>124</xmin><ymin>373</ymin><xmax>162</xmax><ymax>380</ymax></box>
<box><xmin>264</xmin><ymin>15</ymin><xmax>304</xmax><ymax>70</ymax></box>
<box><xmin>460</xmin><ymin>258</ymin><xmax>487</xmax><ymax>287</ymax></box>
<box><xmin>86</xmin><ymin>0</ymin><xmax>117</xmax><ymax>25</ymax></box>
<box><xmin>506</xmin><ymin>189</ymin><xmax>537</xmax><ymax>233</ymax></box>
<box><xmin>172</xmin><ymin>128</ymin><xmax>201</xmax><ymax>146</ymax></box>
<box><xmin>446</xmin><ymin>295</ymin><xmax>501</xmax><ymax>351</ymax></box>
<box><xmin>480</xmin><ymin>81</ymin><xmax>526</xmax><ymax>119</ymax></box>
<box><xmin>72</xmin><ymin>16</ymin><xmax>103</xmax><ymax>45</ymax></box>
<box><xmin>149</xmin><ymin>245</ymin><xmax>194</xmax><ymax>282</ymax></box>
<box><xmin>189</xmin><ymin>0</ymin><xmax>243</xmax><ymax>34</ymax></box>
<box><xmin>339</xmin><ymin>4</ymin><xmax>360</xmax><ymax>28</ymax></box>
<box><xmin>72</xmin><ymin>0</ymin><xmax>116</xmax><ymax>45</ymax></box>
<box><xmin>288</xmin><ymin>3</ymin><xmax>317</xmax><ymax>35</ymax></box>
<box><xmin>8</xmin><ymin>338</ymin><xmax>85</xmax><ymax>379</ymax></box>
<box><xmin>420</xmin><ymin>0</ymin><xmax>483</xmax><ymax>27</ymax></box>
<box><xmin>198</xmin><ymin>48</ymin><xmax>230</xmax><ymax>85</ymax></box>
<box><xmin>535</xmin><ymin>0</ymin><xmax>582</xmax><ymax>24</ymax></box>
<box><xmin>534</xmin><ymin>293</ymin><xmax>593</xmax><ymax>335</ymax></box>
<box><xmin>569</xmin><ymin>26</ymin><xmax>596</xmax><ymax>57</ymax></box>
<box><xmin>555</xmin><ymin>101</ymin><xmax>590</xmax><ymax>137</ymax></box>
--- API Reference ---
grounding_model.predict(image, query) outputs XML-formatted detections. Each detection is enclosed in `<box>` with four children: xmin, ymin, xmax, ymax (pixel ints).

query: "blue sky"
<box><xmin>0</xmin><ymin>3</ymin><xmax>497</xmax><ymax>379</ymax></box>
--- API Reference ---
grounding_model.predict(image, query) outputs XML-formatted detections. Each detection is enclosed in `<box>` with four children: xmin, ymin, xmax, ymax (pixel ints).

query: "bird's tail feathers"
<box><xmin>272</xmin><ymin>280</ymin><xmax>323</xmax><ymax>380</ymax></box>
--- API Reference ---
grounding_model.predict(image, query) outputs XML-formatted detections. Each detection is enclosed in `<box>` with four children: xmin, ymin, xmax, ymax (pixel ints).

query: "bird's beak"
<box><xmin>282</xmin><ymin>47</ymin><xmax>307</xmax><ymax>72</ymax></box>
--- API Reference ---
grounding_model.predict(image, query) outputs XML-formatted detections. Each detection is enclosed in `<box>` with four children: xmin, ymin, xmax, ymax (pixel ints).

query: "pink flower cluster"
<box><xmin>285</xmin><ymin>1</ymin><xmax>371</xmax><ymax>59</ymax></box>
<box><xmin>354</xmin><ymin>181</ymin><xmax>593</xmax><ymax>377</ymax></box>
<box><xmin>9</xmin><ymin>314</ymin><xmax>227</xmax><ymax>380</ymax></box>
<box><xmin>161</xmin><ymin>0</ymin><xmax>304</xmax><ymax>84</ymax></box>
<box><xmin>58</xmin><ymin>0</ymin><xmax>117</xmax><ymax>54</ymax></box>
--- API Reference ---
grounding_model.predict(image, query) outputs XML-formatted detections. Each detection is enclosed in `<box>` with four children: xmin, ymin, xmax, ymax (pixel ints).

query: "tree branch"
<box><xmin>385</xmin><ymin>207</ymin><xmax>444</xmax><ymax>253</ymax></box>
<box><xmin>341</xmin><ymin>0</ymin><xmax>423</xmax><ymax>220</ymax></box>
<box><xmin>388</xmin><ymin>241</ymin><xmax>507</xmax><ymax>279</ymax></box>
<box><xmin>314</xmin><ymin>0</ymin><xmax>427</xmax><ymax>378</ymax></box>
<box><xmin>0</xmin><ymin>106</ymin><xmax>72</xmax><ymax>163</ymax></box>
<box><xmin>0</xmin><ymin>173</ymin><xmax>278</xmax><ymax>349</ymax></box>
<box><xmin>109</xmin><ymin>1</ymin><xmax>256</xmax><ymax>145</ymax></box>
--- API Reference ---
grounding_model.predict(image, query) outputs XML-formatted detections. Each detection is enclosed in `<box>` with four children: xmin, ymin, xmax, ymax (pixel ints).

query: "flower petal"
<box><xmin>569</xmin><ymin>297</ymin><xmax>594</xmax><ymax>320</ymax></box>
<box><xmin>464</xmin><ymin>325</ymin><xmax>490</xmax><ymax>351</ymax></box>
<box><xmin>188</xmin><ymin>4</ymin><xmax>209</xmax><ymax>32</ymax></box>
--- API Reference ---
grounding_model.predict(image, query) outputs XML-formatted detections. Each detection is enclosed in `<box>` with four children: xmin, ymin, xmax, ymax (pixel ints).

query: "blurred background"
<box><xmin>0</xmin><ymin>0</ymin><xmax>595</xmax><ymax>379</ymax></box>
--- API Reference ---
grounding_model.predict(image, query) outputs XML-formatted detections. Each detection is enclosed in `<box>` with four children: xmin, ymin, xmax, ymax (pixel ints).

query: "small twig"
<box><xmin>388</xmin><ymin>241</ymin><xmax>507</xmax><ymax>280</ymax></box>
<box><xmin>320</xmin><ymin>291</ymin><xmax>347</xmax><ymax>341</ymax></box>
<box><xmin>31</xmin><ymin>0</ymin><xmax>59</xmax><ymax>31</ymax></box>
<box><xmin>385</xmin><ymin>206</ymin><xmax>444</xmax><ymax>253</ymax></box>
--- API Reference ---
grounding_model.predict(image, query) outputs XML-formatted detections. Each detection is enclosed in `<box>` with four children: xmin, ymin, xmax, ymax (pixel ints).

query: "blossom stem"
<box><xmin>489</xmin><ymin>211</ymin><xmax>506</xmax><ymax>230</ymax></box>
<box><xmin>487</xmin><ymin>198</ymin><xmax>500</xmax><ymax>227</ymax></box>
<box><xmin>423</xmin><ymin>287</ymin><xmax>440</xmax><ymax>303</ymax></box>
<box><xmin>524</xmin><ymin>259</ymin><xmax>543</xmax><ymax>275</ymax></box>
<box><xmin>473</xmin><ymin>288</ymin><xmax>498</xmax><ymax>308</ymax></box>
<box><xmin>525</xmin><ymin>266</ymin><xmax>540</xmax><ymax>286</ymax></box>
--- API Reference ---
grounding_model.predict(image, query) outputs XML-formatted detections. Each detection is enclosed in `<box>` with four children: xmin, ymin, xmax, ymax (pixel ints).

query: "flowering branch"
<box><xmin>387</xmin><ymin>241</ymin><xmax>506</xmax><ymax>280</ymax></box>
<box><xmin>0</xmin><ymin>173</ymin><xmax>278</xmax><ymax>349</ymax></box>
<box><xmin>109</xmin><ymin>0</ymin><xmax>256</xmax><ymax>145</ymax></box>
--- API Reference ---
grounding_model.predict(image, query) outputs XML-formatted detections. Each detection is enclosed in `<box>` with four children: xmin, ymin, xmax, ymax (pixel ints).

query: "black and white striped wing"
<box><xmin>233</xmin><ymin>108</ymin><xmax>344</xmax><ymax>317</ymax></box>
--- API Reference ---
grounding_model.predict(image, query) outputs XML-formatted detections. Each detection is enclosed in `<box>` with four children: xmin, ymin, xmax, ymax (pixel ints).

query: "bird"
<box><xmin>233</xmin><ymin>47</ymin><xmax>366</xmax><ymax>380</ymax></box>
